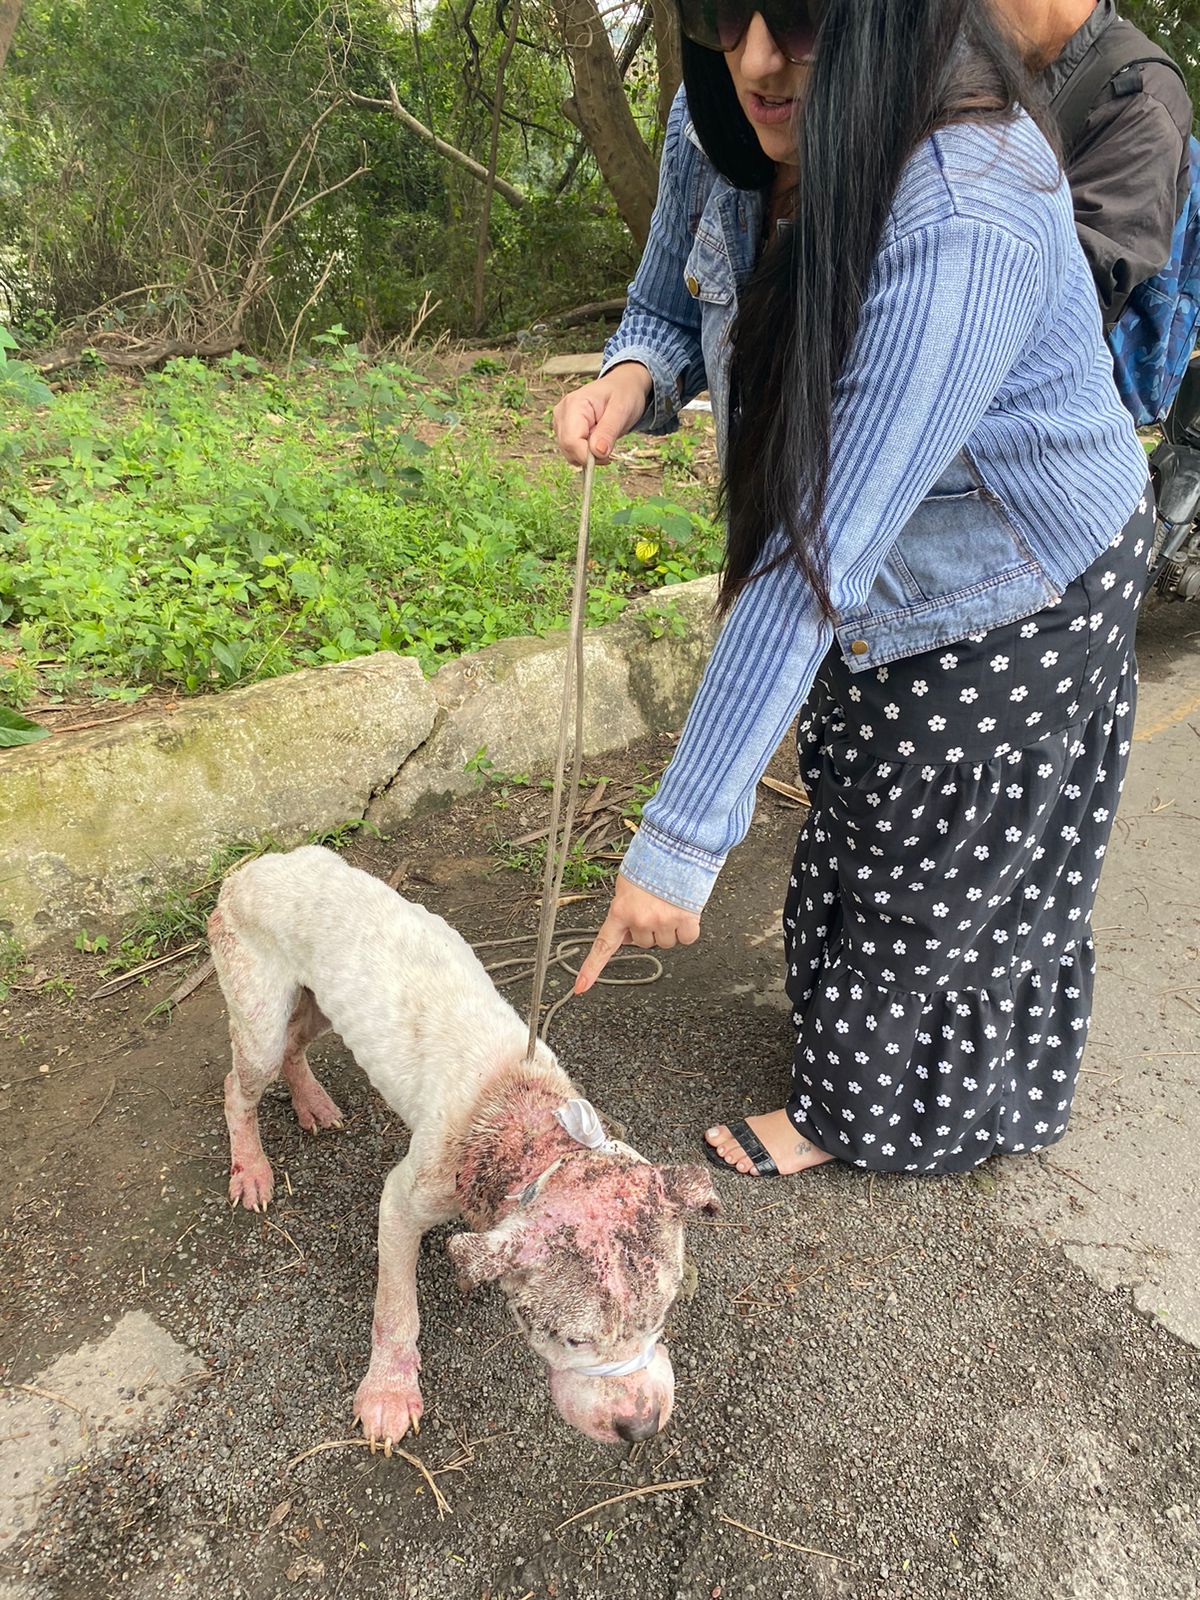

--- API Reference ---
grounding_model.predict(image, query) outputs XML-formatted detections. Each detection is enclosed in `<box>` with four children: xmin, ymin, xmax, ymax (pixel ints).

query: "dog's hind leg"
<box><xmin>280</xmin><ymin>989</ymin><xmax>344</xmax><ymax>1133</ymax></box>
<box><xmin>209</xmin><ymin>906</ymin><xmax>293</xmax><ymax>1212</ymax></box>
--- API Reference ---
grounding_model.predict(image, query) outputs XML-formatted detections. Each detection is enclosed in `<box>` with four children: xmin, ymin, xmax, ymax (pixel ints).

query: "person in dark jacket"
<box><xmin>1000</xmin><ymin>0</ymin><xmax>1192</xmax><ymax>325</ymax></box>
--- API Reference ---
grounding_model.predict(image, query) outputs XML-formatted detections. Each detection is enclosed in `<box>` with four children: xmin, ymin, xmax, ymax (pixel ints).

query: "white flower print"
<box><xmin>1010</xmin><ymin>685</ymin><xmax>1028</xmax><ymax>702</ymax></box>
<box><xmin>990</xmin><ymin>654</ymin><xmax>1010</xmax><ymax>672</ymax></box>
<box><xmin>1056</xmin><ymin>676</ymin><xmax>1073</xmax><ymax>694</ymax></box>
<box><xmin>959</xmin><ymin>686</ymin><xmax>979</xmax><ymax>704</ymax></box>
<box><xmin>978</xmin><ymin>717</ymin><xmax>997</xmax><ymax>733</ymax></box>
<box><xmin>1020</xmin><ymin>621</ymin><xmax>1039</xmax><ymax>639</ymax></box>
<box><xmin>973</xmin><ymin>845</ymin><xmax>990</xmax><ymax>861</ymax></box>
<box><xmin>884</xmin><ymin>702</ymin><xmax>900</xmax><ymax>720</ymax></box>
<box><xmin>940</xmin><ymin>652</ymin><xmax>959</xmax><ymax>669</ymax></box>
<box><xmin>945</xmin><ymin>747</ymin><xmax>965</xmax><ymax>761</ymax></box>
<box><xmin>912</xmin><ymin>679</ymin><xmax>929</xmax><ymax>696</ymax></box>
<box><xmin>932</xmin><ymin>902</ymin><xmax>949</xmax><ymax>918</ymax></box>
<box><xmin>898</xmin><ymin>740</ymin><xmax>915</xmax><ymax>756</ymax></box>
<box><xmin>1101</xmin><ymin>570</ymin><xmax>1116</xmax><ymax>590</ymax></box>
<box><xmin>881</xmin><ymin>1142</ymin><xmax>895</xmax><ymax>1156</ymax></box>
<box><xmin>1029</xmin><ymin>1087</ymin><xmax>1043</xmax><ymax>1101</ymax></box>
<box><xmin>1040</xmin><ymin>650</ymin><xmax>1059</xmax><ymax>668</ymax></box>
<box><xmin>849</xmin><ymin>684</ymin><xmax>862</xmax><ymax>702</ymax></box>
<box><xmin>967</xmin><ymin>887</ymin><xmax>983</xmax><ymax>901</ymax></box>
<box><xmin>876</xmin><ymin>666</ymin><xmax>890</xmax><ymax>682</ymax></box>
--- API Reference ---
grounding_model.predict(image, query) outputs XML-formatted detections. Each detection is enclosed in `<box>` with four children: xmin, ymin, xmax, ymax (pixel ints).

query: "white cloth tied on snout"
<box><xmin>574</xmin><ymin>1331</ymin><xmax>662</xmax><ymax>1380</ymax></box>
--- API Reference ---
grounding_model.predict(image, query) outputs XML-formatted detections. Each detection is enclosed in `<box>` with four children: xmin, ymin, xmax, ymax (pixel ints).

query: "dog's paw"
<box><xmin>289</xmin><ymin>1080</ymin><xmax>345</xmax><ymax>1133</ymax></box>
<box><xmin>229</xmin><ymin>1155</ymin><xmax>275</xmax><ymax>1212</ymax></box>
<box><xmin>353</xmin><ymin>1355</ymin><xmax>423</xmax><ymax>1454</ymax></box>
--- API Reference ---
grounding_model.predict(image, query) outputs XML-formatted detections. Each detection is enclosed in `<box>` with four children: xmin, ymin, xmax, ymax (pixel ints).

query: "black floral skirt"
<box><xmin>783</xmin><ymin>489</ymin><xmax>1153</xmax><ymax>1173</ymax></box>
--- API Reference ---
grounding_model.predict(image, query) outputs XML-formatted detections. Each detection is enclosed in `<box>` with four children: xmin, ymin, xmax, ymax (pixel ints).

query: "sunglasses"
<box><xmin>676</xmin><ymin>0</ymin><xmax>826</xmax><ymax>65</ymax></box>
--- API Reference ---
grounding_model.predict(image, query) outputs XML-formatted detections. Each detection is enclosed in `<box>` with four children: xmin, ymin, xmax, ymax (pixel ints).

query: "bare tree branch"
<box><xmin>343</xmin><ymin>81</ymin><xmax>529</xmax><ymax>209</ymax></box>
<box><xmin>473</xmin><ymin>0</ymin><xmax>521</xmax><ymax>331</ymax></box>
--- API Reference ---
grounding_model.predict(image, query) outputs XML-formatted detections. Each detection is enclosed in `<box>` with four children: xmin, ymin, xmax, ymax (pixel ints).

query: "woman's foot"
<box><xmin>704</xmin><ymin>1109</ymin><xmax>833</xmax><ymax>1177</ymax></box>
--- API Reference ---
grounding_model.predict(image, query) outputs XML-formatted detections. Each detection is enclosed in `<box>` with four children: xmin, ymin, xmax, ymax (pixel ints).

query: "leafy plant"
<box><xmin>0</xmin><ymin>707</ymin><xmax>50</xmax><ymax>747</ymax></box>
<box><xmin>0</xmin><ymin>932</ymin><xmax>27</xmax><ymax>999</ymax></box>
<box><xmin>0</xmin><ymin>356</ymin><xmax>721</xmax><ymax>710</ymax></box>
<box><xmin>0</xmin><ymin>329</ymin><xmax>53</xmax><ymax>407</ymax></box>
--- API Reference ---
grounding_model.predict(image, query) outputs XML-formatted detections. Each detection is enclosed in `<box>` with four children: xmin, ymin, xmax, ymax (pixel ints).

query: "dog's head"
<box><xmin>446</xmin><ymin>1156</ymin><xmax>718</xmax><ymax>1443</ymax></box>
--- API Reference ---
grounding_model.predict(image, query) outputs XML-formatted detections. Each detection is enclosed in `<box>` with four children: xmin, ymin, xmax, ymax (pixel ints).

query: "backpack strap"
<box><xmin>1051</xmin><ymin>18</ymin><xmax>1186</xmax><ymax>157</ymax></box>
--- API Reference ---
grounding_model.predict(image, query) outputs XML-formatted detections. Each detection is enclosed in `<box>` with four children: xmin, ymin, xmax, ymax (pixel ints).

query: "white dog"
<box><xmin>207</xmin><ymin>845</ymin><xmax>718</xmax><ymax>1448</ymax></box>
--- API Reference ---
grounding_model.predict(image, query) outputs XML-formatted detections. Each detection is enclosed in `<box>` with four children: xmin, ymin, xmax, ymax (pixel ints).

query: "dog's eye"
<box><xmin>564</xmin><ymin>1337</ymin><xmax>582</xmax><ymax>1348</ymax></box>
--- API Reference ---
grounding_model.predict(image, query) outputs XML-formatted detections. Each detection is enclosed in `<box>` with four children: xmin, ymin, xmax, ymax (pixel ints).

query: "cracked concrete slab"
<box><xmin>0</xmin><ymin>654</ymin><xmax>437</xmax><ymax>946</ymax></box>
<box><xmin>0</xmin><ymin>1311</ymin><xmax>198</xmax><ymax>1577</ymax></box>
<box><xmin>1</xmin><ymin>582</ymin><xmax>720</xmax><ymax>949</ymax></box>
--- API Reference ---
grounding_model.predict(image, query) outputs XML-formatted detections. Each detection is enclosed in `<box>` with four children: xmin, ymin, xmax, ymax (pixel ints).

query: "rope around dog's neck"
<box><xmin>524</xmin><ymin>452</ymin><xmax>595</xmax><ymax>1063</ymax></box>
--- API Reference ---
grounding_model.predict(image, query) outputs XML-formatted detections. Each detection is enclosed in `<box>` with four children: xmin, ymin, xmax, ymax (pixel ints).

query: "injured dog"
<box><xmin>208</xmin><ymin>845</ymin><xmax>718</xmax><ymax>1449</ymax></box>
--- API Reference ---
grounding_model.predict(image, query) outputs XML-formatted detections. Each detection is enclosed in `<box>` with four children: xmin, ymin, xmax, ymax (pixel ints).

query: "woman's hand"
<box><xmin>553</xmin><ymin>362</ymin><xmax>653</xmax><ymax>467</ymax></box>
<box><xmin>573</xmin><ymin>873</ymin><xmax>701</xmax><ymax>994</ymax></box>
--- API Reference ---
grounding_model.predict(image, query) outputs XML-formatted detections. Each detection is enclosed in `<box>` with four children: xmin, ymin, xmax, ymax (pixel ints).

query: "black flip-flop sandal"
<box><xmin>701</xmin><ymin>1118</ymin><xmax>780</xmax><ymax>1178</ymax></box>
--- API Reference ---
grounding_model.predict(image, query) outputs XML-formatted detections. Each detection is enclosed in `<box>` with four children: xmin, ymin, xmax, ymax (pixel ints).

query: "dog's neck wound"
<box><xmin>508</xmin><ymin>1098</ymin><xmax>648</xmax><ymax>1207</ymax></box>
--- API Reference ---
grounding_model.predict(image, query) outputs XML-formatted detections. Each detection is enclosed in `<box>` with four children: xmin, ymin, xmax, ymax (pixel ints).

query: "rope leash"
<box><xmin>523</xmin><ymin>451</ymin><xmax>596</xmax><ymax>1062</ymax></box>
<box><xmin>476</xmin><ymin>931</ymin><xmax>662</xmax><ymax>1039</ymax></box>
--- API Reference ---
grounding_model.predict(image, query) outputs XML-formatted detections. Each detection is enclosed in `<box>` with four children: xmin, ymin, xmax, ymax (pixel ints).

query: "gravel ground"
<box><xmin>2</xmin><ymin>734</ymin><xmax>1198</xmax><ymax>1600</ymax></box>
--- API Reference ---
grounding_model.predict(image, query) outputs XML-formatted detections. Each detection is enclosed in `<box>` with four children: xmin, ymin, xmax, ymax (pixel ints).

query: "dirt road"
<box><xmin>2</xmin><ymin>601</ymin><xmax>1197</xmax><ymax>1600</ymax></box>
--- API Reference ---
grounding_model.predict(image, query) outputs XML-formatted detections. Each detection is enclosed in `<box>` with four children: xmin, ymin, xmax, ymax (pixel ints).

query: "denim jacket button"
<box><xmin>685</xmin><ymin>272</ymin><xmax>700</xmax><ymax>297</ymax></box>
<box><xmin>850</xmin><ymin>639</ymin><xmax>870</xmax><ymax>656</ymax></box>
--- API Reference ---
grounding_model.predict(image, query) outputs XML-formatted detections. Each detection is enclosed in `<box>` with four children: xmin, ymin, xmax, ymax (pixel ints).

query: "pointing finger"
<box><xmin>574</xmin><ymin>913</ymin><xmax>627</xmax><ymax>995</ymax></box>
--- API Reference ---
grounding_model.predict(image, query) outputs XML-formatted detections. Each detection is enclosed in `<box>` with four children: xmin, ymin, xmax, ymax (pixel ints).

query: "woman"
<box><xmin>553</xmin><ymin>0</ymin><xmax>1151</xmax><ymax>1179</ymax></box>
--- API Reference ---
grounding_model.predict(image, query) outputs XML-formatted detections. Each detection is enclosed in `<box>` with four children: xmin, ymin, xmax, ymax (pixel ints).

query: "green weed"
<box><xmin>0</xmin><ymin>355</ymin><xmax>721</xmax><ymax>708</ymax></box>
<box><xmin>0</xmin><ymin>932</ymin><xmax>27</xmax><ymax>999</ymax></box>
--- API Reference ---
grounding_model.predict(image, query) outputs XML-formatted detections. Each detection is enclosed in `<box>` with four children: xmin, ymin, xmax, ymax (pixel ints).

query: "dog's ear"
<box><xmin>658</xmin><ymin>1164</ymin><xmax>722</xmax><ymax>1218</ymax></box>
<box><xmin>446</xmin><ymin>1226</ymin><xmax>522</xmax><ymax>1292</ymax></box>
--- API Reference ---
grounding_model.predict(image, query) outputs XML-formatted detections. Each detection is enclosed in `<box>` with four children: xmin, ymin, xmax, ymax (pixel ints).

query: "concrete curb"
<box><xmin>0</xmin><ymin>579</ymin><xmax>718</xmax><ymax>947</ymax></box>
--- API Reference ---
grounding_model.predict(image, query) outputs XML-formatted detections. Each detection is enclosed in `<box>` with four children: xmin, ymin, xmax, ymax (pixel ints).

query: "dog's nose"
<box><xmin>614</xmin><ymin>1405</ymin><xmax>661</xmax><ymax>1444</ymax></box>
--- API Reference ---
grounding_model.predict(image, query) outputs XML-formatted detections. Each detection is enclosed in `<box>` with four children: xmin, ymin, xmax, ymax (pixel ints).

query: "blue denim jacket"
<box><xmin>603</xmin><ymin>89</ymin><xmax>1149</xmax><ymax>912</ymax></box>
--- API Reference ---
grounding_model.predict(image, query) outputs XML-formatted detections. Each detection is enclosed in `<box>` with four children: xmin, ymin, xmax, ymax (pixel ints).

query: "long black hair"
<box><xmin>680</xmin><ymin>0</ymin><xmax>1047</xmax><ymax>617</ymax></box>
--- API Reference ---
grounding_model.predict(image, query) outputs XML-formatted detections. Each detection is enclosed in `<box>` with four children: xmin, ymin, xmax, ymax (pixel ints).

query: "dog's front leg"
<box><xmin>354</xmin><ymin>1155</ymin><xmax>452</xmax><ymax>1455</ymax></box>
